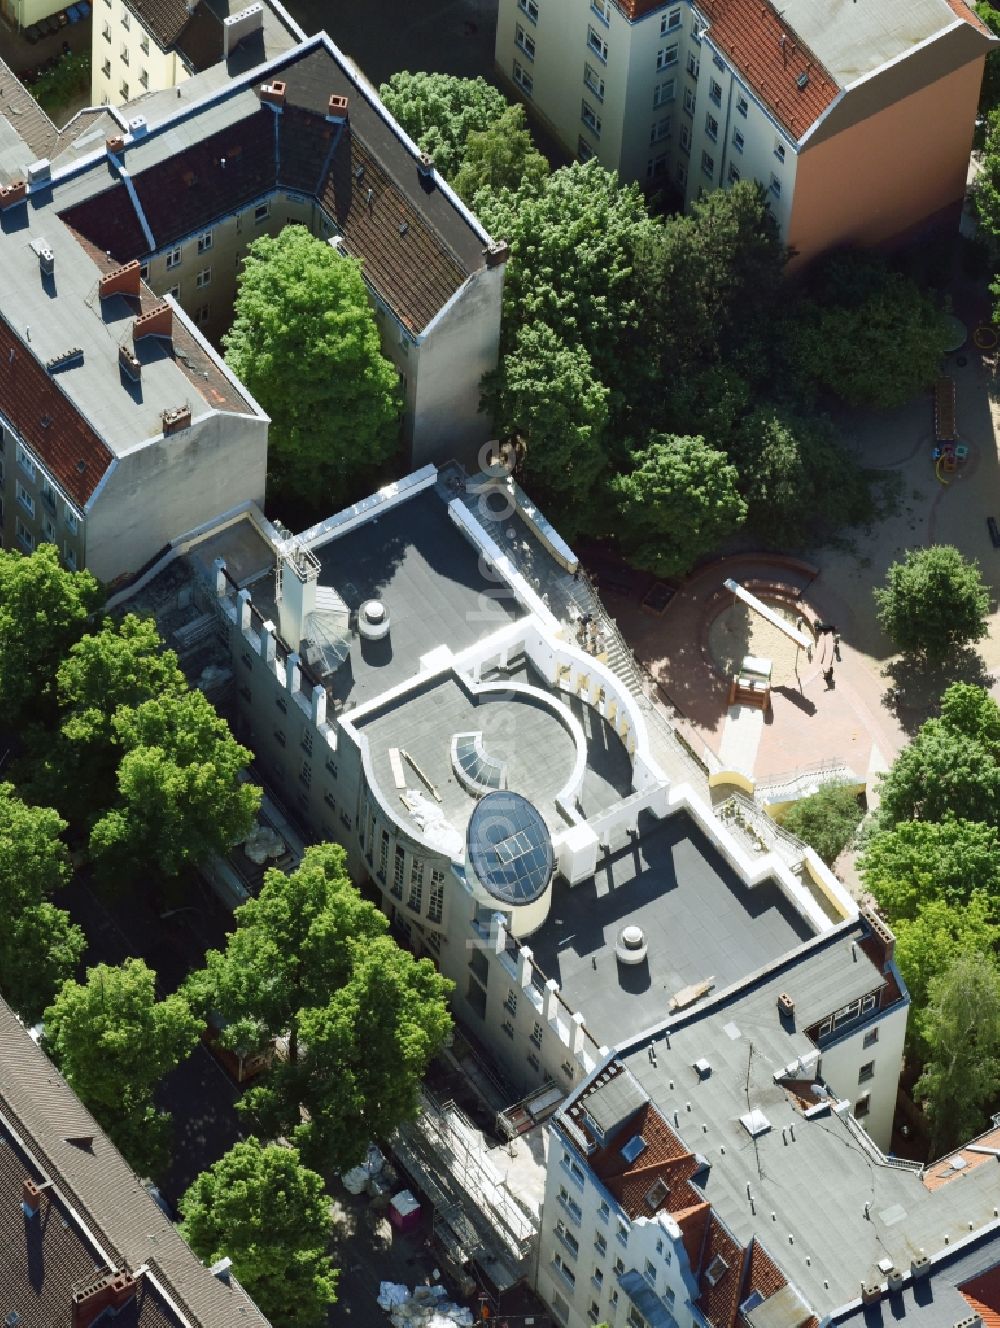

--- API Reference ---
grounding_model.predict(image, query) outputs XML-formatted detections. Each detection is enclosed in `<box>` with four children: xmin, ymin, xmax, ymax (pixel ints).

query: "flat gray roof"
<box><xmin>621</xmin><ymin>928</ymin><xmax>1000</xmax><ymax>1315</ymax></box>
<box><xmin>527</xmin><ymin>812</ymin><xmax>816</xmax><ymax>1048</ymax></box>
<box><xmin>781</xmin><ymin>0</ymin><xmax>958</xmax><ymax>85</ymax></box>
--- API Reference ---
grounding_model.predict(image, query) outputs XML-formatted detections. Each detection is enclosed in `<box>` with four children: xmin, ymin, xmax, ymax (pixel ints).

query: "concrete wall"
<box><xmin>788</xmin><ymin>56</ymin><xmax>984</xmax><ymax>267</ymax></box>
<box><xmin>85</xmin><ymin>408</ymin><xmax>267</xmax><ymax>582</ymax></box>
<box><xmin>819</xmin><ymin>990</ymin><xmax>908</xmax><ymax>1152</ymax></box>
<box><xmin>412</xmin><ymin>263</ymin><xmax>504</xmax><ymax>467</ymax></box>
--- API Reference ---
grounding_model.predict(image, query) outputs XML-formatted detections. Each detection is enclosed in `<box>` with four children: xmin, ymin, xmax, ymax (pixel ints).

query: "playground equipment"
<box><xmin>728</xmin><ymin>653</ymin><xmax>773</xmax><ymax>713</ymax></box>
<box><xmin>932</xmin><ymin>378</ymin><xmax>968</xmax><ymax>485</ymax></box>
<box><xmin>722</xmin><ymin>579</ymin><xmax>811</xmax><ymax>650</ymax></box>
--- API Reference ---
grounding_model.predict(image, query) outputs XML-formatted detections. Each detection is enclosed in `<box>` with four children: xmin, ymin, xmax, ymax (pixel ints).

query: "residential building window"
<box><xmin>552</xmin><ymin>1294</ymin><xmax>570</xmax><ymax>1327</ymax></box>
<box><xmin>591</xmin><ymin>0</ymin><xmax>610</xmax><ymax>22</ymax></box>
<box><xmin>657</xmin><ymin>42</ymin><xmax>678</xmax><ymax>69</ymax></box>
<box><xmin>165</xmin><ymin>247</ymin><xmax>181</xmax><ymax>269</ymax></box>
<box><xmin>378</xmin><ymin>829</ymin><xmax>389</xmax><ymax>883</ymax></box>
<box><xmin>197</xmin><ymin>230</ymin><xmax>213</xmax><ymax>254</ymax></box>
<box><xmin>588</xmin><ymin>1305</ymin><xmax>601</xmax><ymax>1325</ymax></box>
<box><xmin>120</xmin><ymin>9</ymin><xmax>129</xmax><ymax>28</ymax></box>
<box><xmin>63</xmin><ymin>544</ymin><xmax>77</xmax><ymax>570</ymax></box>
<box><xmin>709</xmin><ymin>77</ymin><xmax>722</xmax><ymax>105</ymax></box>
<box><xmin>628</xmin><ymin>1309</ymin><xmax>648</xmax><ymax>1328</ymax></box>
<box><xmin>774</xmin><ymin>139</ymin><xmax>786</xmax><ymax>162</ymax></box>
<box><xmin>515</xmin><ymin>22</ymin><xmax>536</xmax><ymax>58</ymax></box>
<box><xmin>661</xmin><ymin>6</ymin><xmax>681</xmax><ymax>31</ymax></box>
<box><xmin>273</xmin><ymin>728</ymin><xmax>286</xmax><ymax>746</ymax></box>
<box><xmin>614</xmin><ymin>1256</ymin><xmax>625</xmax><ymax>1276</ymax></box>
<box><xmin>679</xmin><ymin>123</ymin><xmax>691</xmax><ymax>153</ymax></box>
<box><xmin>16</xmin><ymin>443</ymin><xmax>35</xmax><ymax>480</ymax></box>
<box><xmin>587</xmin><ymin>24</ymin><xmax>608</xmax><ymax>61</ymax></box>
<box><xmin>504</xmin><ymin>989</ymin><xmax>517</xmax><ymax>1017</ymax></box>
<box><xmin>646</xmin><ymin>152</ymin><xmax>668</xmax><ymax>178</ymax></box>
<box><xmin>769</xmin><ymin>172</ymin><xmax>781</xmax><ymax>197</ymax></box>
<box><xmin>196</xmin><ymin>267</ymin><xmax>212</xmax><ymax>288</ymax></box>
<box><xmin>555</xmin><ymin>1221</ymin><xmax>580</xmax><ymax>1257</ymax></box>
<box><xmin>653</xmin><ymin>77</ymin><xmax>674</xmax><ymax>106</ymax></box>
<box><xmin>527</xmin><ymin>1051</ymin><xmax>540</xmax><ymax>1071</ymax></box>
<box><xmin>617</xmin><ymin>1217</ymin><xmax>629</xmax><ymax>1246</ymax></box>
<box><xmin>692</xmin><ymin>23</ymin><xmax>704</xmax><ymax>42</ymax></box>
<box><xmin>683</xmin><ymin>85</ymin><xmax>695</xmax><ymax>114</ymax></box>
<box><xmin>577</xmin><ymin>136</ymin><xmax>595</xmax><ymax>162</ymax></box>
<box><xmin>595</xmin><ymin>1232</ymin><xmax>607</xmax><ymax>1256</ymax></box>
<box><xmin>733</xmin><ymin>127</ymin><xmax>745</xmax><ymax>151</ymax></box>
<box><xmin>531</xmin><ymin>1021</ymin><xmax>543</xmax><ymax>1047</ymax></box>
<box><xmin>513</xmin><ymin>59</ymin><xmax>533</xmax><ymax>95</ymax></box>
<box><xmin>727</xmin><ymin>162</ymin><xmax>740</xmax><ymax>183</ymax></box>
<box><xmin>737</xmin><ymin>93</ymin><xmax>749</xmax><ymax>116</ymax></box>
<box><xmin>101</xmin><ymin>58</ymin><xmax>111</xmax><ymax>77</ymax></box>
<box><xmin>649</xmin><ymin>116</ymin><xmax>670</xmax><ymax>143</ymax></box>
<box><xmin>855</xmin><ymin>1093</ymin><xmax>871</xmax><ymax>1118</ymax></box>
<box><xmin>428</xmin><ymin>868</ymin><xmax>444</xmax><ymax>923</ymax></box>
<box><xmin>254</xmin><ymin>202</ymin><xmax>270</xmax><ymax>223</ymax></box>
<box><xmin>686</xmin><ymin>50</ymin><xmax>699</xmax><ymax>77</ymax></box>
<box><xmin>193</xmin><ymin>303</ymin><xmax>210</xmax><ymax>325</ymax></box>
<box><xmin>561</xmin><ymin>1150</ymin><xmax>585</xmax><ymax>1187</ymax></box>
<box><xmin>299</xmin><ymin>760</ymin><xmax>312</xmax><ymax>787</ymax></box>
<box><xmin>406</xmin><ymin>852</ymin><xmax>422</xmax><ymax>909</ymax></box>
<box><xmin>581</xmin><ymin>100</ymin><xmax>601</xmax><ymax>136</ymax></box>
<box><xmin>598</xmin><ymin>1199</ymin><xmax>610</xmax><ymax>1222</ymax></box>
<box><xmin>301</xmin><ymin>727</ymin><xmax>313</xmax><ymax>754</ymax></box>
<box><xmin>705</xmin><ymin>112</ymin><xmax>718</xmax><ymax>140</ymax></box>
<box><xmin>139</xmin><ymin>68</ymin><xmax>148</xmax><ymax>88</ymax></box>
<box><xmin>518</xmin><ymin>0</ymin><xmax>539</xmax><ymax>18</ymax></box>
<box><xmin>676</xmin><ymin>160</ymin><xmax>687</xmax><ymax>186</ymax></box>
<box><xmin>120</xmin><ymin>81</ymin><xmax>129</xmax><ymax>100</ymax></box>
<box><xmin>16</xmin><ymin>481</ymin><xmax>34</xmax><ymax>517</ymax></box>
<box><xmin>323</xmin><ymin>791</ymin><xmax>336</xmax><ymax>810</ymax></box>
<box><xmin>501</xmin><ymin>1018</ymin><xmax>515</xmax><ymax>1039</ymax></box>
<box><xmin>392</xmin><ymin>845</ymin><xmax>406</xmax><ymax>901</ymax></box>
<box><xmin>863</xmin><ymin>1027</ymin><xmax>879</xmax><ymax>1049</ymax></box>
<box><xmin>584</xmin><ymin>61</ymin><xmax>606</xmax><ymax>100</ymax></box>
<box><xmin>120</xmin><ymin>43</ymin><xmax>129</xmax><ymax>64</ymax></box>
<box><xmin>858</xmin><ymin>1061</ymin><xmax>875</xmax><ymax>1084</ymax></box>
<box><xmin>16</xmin><ymin>519</ymin><xmax>34</xmax><ymax>552</ymax></box>
<box><xmin>552</xmin><ymin>1252</ymin><xmax>576</xmax><ymax>1287</ymax></box>
<box><xmin>140</xmin><ymin>34</ymin><xmax>149</xmax><ymax>53</ymax></box>
<box><xmin>713</xmin><ymin>50</ymin><xmax>725</xmax><ymax>69</ymax></box>
<box><xmin>102</xmin><ymin>22</ymin><xmax>111</xmax><ymax>41</ymax></box>
<box><xmin>40</xmin><ymin>478</ymin><xmax>56</xmax><ymax>513</ymax></box>
<box><xmin>166</xmin><ymin>284</ymin><xmax>180</xmax><ymax>300</ymax></box>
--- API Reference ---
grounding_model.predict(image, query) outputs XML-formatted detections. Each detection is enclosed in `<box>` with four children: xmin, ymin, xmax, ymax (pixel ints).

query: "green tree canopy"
<box><xmin>975</xmin><ymin>6</ymin><xmax>1000</xmax><ymax>133</ymax></box>
<box><xmin>893</xmin><ymin>894</ymin><xmax>997</xmax><ymax>1038</ymax></box>
<box><xmin>179</xmin><ymin>1138</ymin><xmax>337</xmax><ymax>1328</ymax></box>
<box><xmin>0</xmin><ymin>545</ymin><xmax>102</xmax><ymax>726</ymax></box>
<box><xmin>778</xmin><ymin>782</ymin><xmax>863</xmax><ymax>867</ymax></box>
<box><xmin>0</xmin><ymin>784</ymin><xmax>84</xmax><ymax>1023</ymax></box>
<box><xmin>185</xmin><ymin>844</ymin><xmax>387</xmax><ymax>1064</ymax></box>
<box><xmin>610</xmin><ymin>434</ymin><xmax>746</xmax><ymax>578</ymax></box>
<box><xmin>978</xmin><ymin>107</ymin><xmax>1000</xmax><ymax>244</ymax></box>
<box><xmin>453</xmin><ymin>103</ymin><xmax>548</xmax><ymax>205</ymax></box>
<box><xmin>482</xmin><ymin>323</ymin><xmax>609</xmax><ymax>531</ymax></box>
<box><xmin>915</xmin><ymin>949</ymin><xmax>1000</xmax><ymax>1154</ymax></box>
<box><xmin>378</xmin><ymin>72</ymin><xmax>508</xmax><ymax>179</ymax></box>
<box><xmin>859</xmin><ymin>818</ymin><xmax>1000</xmax><ymax>923</ymax></box>
<box><xmin>224</xmin><ymin>226</ymin><xmax>400</xmax><ymax>504</ymax></box>
<box><xmin>240</xmin><ymin>937</ymin><xmax>453</xmax><ymax>1172</ymax></box>
<box><xmin>786</xmin><ymin>253</ymin><xmax>950</xmax><ymax>408</ymax></box>
<box><xmin>44</xmin><ymin>958</ymin><xmax>201</xmax><ymax>1174</ymax></box>
<box><xmin>876</xmin><ymin>684</ymin><xmax>1000</xmax><ymax>828</ymax></box>
<box><xmin>88</xmin><ymin>690</ymin><xmax>259</xmax><ymax>882</ymax></box>
<box><xmin>874</xmin><ymin>545</ymin><xmax>991</xmax><ymax>663</ymax></box>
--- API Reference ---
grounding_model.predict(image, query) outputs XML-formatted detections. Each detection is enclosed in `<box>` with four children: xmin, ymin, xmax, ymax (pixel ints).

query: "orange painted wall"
<box><xmin>787</xmin><ymin>55</ymin><xmax>984</xmax><ymax>268</ymax></box>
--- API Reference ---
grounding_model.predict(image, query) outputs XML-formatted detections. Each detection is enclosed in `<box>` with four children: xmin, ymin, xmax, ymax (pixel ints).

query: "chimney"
<box><xmin>162</xmin><ymin>404</ymin><xmax>192</xmax><ymax>435</ymax></box>
<box><xmin>210</xmin><ymin>1256</ymin><xmax>233</xmax><ymax>1283</ymax></box>
<box><xmin>259</xmin><ymin>79</ymin><xmax>286</xmax><ymax>108</ymax></box>
<box><xmin>26</xmin><ymin>158</ymin><xmax>51</xmax><ymax>186</ymax></box>
<box><xmin>327</xmin><ymin>93</ymin><xmax>349</xmax><ymax>123</ymax></box>
<box><xmin>0</xmin><ymin>179</ymin><xmax>27</xmax><ymax>210</ymax></box>
<box><xmin>861</xmin><ymin>1284</ymin><xmax>882</xmax><ymax>1307</ymax></box>
<box><xmin>223</xmin><ymin>2</ymin><xmax>263</xmax><ymax>58</ymax></box>
<box><xmin>485</xmin><ymin>240</ymin><xmax>509</xmax><ymax>269</ymax></box>
<box><xmin>777</xmin><ymin>992</ymin><xmax>795</xmax><ymax>1019</ymax></box>
<box><xmin>22</xmin><ymin>1178</ymin><xmax>42</xmax><ymax>1218</ymax></box>
<box><xmin>862</xmin><ymin>908</ymin><xmax>895</xmax><ymax>967</ymax></box>
<box><xmin>127</xmin><ymin>115</ymin><xmax>148</xmax><ymax>140</ymax></box>
<box><xmin>911</xmin><ymin>1253</ymin><xmax>931</xmax><ymax>1280</ymax></box>
<box><xmin>72</xmin><ymin>1269</ymin><xmax>139</xmax><ymax>1328</ymax></box>
<box><xmin>105</xmin><ymin>134</ymin><xmax>126</xmax><ymax>156</ymax></box>
<box><xmin>132</xmin><ymin>302</ymin><xmax>173</xmax><ymax>343</ymax></box>
<box><xmin>119</xmin><ymin>343</ymin><xmax>142</xmax><ymax>381</ymax></box>
<box><xmin>100</xmin><ymin>259</ymin><xmax>142</xmax><ymax>301</ymax></box>
<box><xmin>47</xmin><ymin>347</ymin><xmax>83</xmax><ymax>372</ymax></box>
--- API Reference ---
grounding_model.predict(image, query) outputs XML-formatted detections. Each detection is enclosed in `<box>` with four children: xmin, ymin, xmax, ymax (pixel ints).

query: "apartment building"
<box><xmin>59</xmin><ymin>33</ymin><xmax>507</xmax><ymax>465</ymax></box>
<box><xmin>0</xmin><ymin>100</ymin><xmax>268</xmax><ymax>583</ymax></box>
<box><xmin>89</xmin><ymin>0</ymin><xmax>301</xmax><ymax>107</ymax></box>
<box><xmin>497</xmin><ymin>0</ymin><xmax>995</xmax><ymax>266</ymax></box>
<box><xmin>0</xmin><ymin>994</ymin><xmax>272</xmax><ymax>1326</ymax></box>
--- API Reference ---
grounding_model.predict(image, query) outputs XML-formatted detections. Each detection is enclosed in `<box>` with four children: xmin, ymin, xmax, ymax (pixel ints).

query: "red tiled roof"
<box><xmin>961</xmin><ymin>1268</ymin><xmax>1000</xmax><ymax>1328</ymax></box>
<box><xmin>0</xmin><ymin>313</ymin><xmax>114</xmax><ymax>508</ymax></box>
<box><xmin>745</xmin><ymin>1239</ymin><xmax>786</xmax><ymax>1303</ymax></box>
<box><xmin>944</xmin><ymin>0</ymin><xmax>992</xmax><ymax>34</ymax></box>
<box><xmin>676</xmin><ymin>1201</ymin><xmax>712</xmax><ymax>1269</ymax></box>
<box><xmin>123</xmin><ymin>0</ymin><xmax>192</xmax><ymax>51</ymax></box>
<box><xmin>923</xmin><ymin>1126</ymin><xmax>1000</xmax><ymax>1191</ymax></box>
<box><xmin>697</xmin><ymin>1215</ymin><xmax>746</xmax><ymax>1328</ymax></box>
<box><xmin>698</xmin><ymin>0</ymin><xmax>840</xmax><ymax>140</ymax></box>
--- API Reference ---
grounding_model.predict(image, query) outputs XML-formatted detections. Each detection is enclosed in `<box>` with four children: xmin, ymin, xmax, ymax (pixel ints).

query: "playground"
<box><xmin>601</xmin><ymin>308</ymin><xmax>1000</xmax><ymax>833</ymax></box>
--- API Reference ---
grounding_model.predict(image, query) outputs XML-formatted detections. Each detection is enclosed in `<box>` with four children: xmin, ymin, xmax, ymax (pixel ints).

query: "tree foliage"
<box><xmin>786</xmin><ymin>253</ymin><xmax>950</xmax><ymax>409</ymax></box>
<box><xmin>379</xmin><ymin>72</ymin><xmax>508</xmax><ymax>179</ymax></box>
<box><xmin>186</xmin><ymin>844</ymin><xmax>387</xmax><ymax>1064</ymax></box>
<box><xmin>611</xmin><ymin>434</ymin><xmax>746</xmax><ymax>578</ymax></box>
<box><xmin>179</xmin><ymin>1138</ymin><xmax>337</xmax><ymax>1328</ymax></box>
<box><xmin>894</xmin><ymin>895</ymin><xmax>997</xmax><ymax>1043</ymax></box>
<box><xmin>778</xmin><ymin>782</ymin><xmax>863</xmax><ymax>866</ymax></box>
<box><xmin>915</xmin><ymin>950</ymin><xmax>1000</xmax><ymax>1155</ymax></box>
<box><xmin>0</xmin><ymin>783</ymin><xmax>84</xmax><ymax>1023</ymax></box>
<box><xmin>88</xmin><ymin>691</ymin><xmax>259</xmax><ymax>882</ymax></box>
<box><xmin>876</xmin><ymin>684</ymin><xmax>1000</xmax><ymax>828</ymax></box>
<box><xmin>874</xmin><ymin>546</ymin><xmax>991</xmax><ymax>663</ymax></box>
<box><xmin>224</xmin><ymin>226</ymin><xmax>400</xmax><ymax>504</ymax></box>
<box><xmin>859</xmin><ymin>818</ymin><xmax>1000</xmax><ymax>923</ymax></box>
<box><xmin>0</xmin><ymin>545</ymin><xmax>102</xmax><ymax>726</ymax></box>
<box><xmin>44</xmin><ymin>958</ymin><xmax>200</xmax><ymax>1175</ymax></box>
<box><xmin>454</xmin><ymin>103</ymin><xmax>548</xmax><ymax>205</ymax></box>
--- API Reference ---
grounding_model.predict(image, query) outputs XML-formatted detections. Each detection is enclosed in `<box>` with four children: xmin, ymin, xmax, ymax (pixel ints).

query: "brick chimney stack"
<box><xmin>259</xmin><ymin>79</ymin><xmax>286</xmax><ymax>108</ymax></box>
<box><xmin>72</xmin><ymin>1269</ymin><xmax>139</xmax><ymax>1328</ymax></box>
<box><xmin>99</xmin><ymin>259</ymin><xmax>142</xmax><ymax>301</ymax></box>
<box><xmin>132</xmin><ymin>302</ymin><xmax>173</xmax><ymax>343</ymax></box>
<box><xmin>22</xmin><ymin>1178</ymin><xmax>42</xmax><ymax>1218</ymax></box>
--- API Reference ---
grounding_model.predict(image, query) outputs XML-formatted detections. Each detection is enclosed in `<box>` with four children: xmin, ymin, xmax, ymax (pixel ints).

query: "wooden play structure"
<box><xmin>728</xmin><ymin>654</ymin><xmax>773</xmax><ymax>713</ymax></box>
<box><xmin>932</xmin><ymin>377</ymin><xmax>969</xmax><ymax>483</ymax></box>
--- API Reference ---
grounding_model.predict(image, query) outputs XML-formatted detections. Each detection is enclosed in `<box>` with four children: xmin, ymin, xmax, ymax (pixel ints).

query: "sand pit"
<box><xmin>708</xmin><ymin>597</ymin><xmax>807</xmax><ymax>687</ymax></box>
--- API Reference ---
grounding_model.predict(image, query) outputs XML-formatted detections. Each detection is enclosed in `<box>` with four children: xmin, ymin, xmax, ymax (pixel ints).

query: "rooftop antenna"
<box><xmin>745</xmin><ymin>1041</ymin><xmax>763</xmax><ymax>1181</ymax></box>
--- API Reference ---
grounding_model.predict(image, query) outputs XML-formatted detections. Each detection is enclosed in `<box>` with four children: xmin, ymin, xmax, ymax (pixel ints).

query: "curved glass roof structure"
<box><xmin>466</xmin><ymin>791</ymin><xmax>554</xmax><ymax>906</ymax></box>
<box><xmin>451</xmin><ymin>731</ymin><xmax>507</xmax><ymax>794</ymax></box>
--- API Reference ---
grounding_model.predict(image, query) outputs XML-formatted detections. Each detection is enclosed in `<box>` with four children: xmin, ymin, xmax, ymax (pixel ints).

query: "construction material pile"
<box><xmin>377</xmin><ymin>1283</ymin><xmax>474</xmax><ymax>1328</ymax></box>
